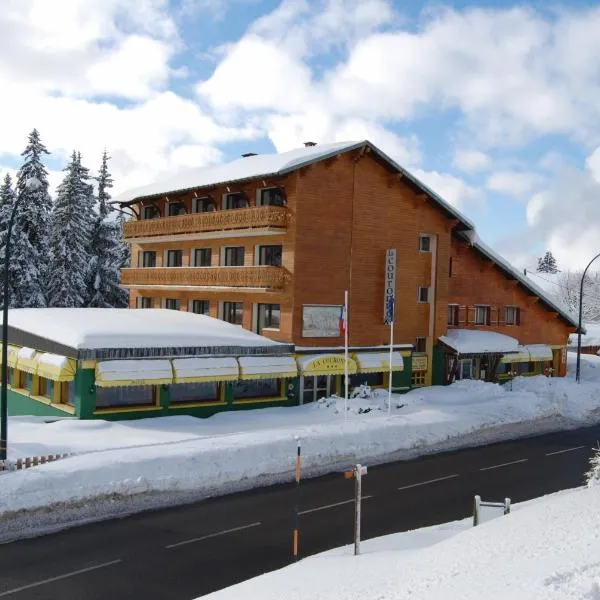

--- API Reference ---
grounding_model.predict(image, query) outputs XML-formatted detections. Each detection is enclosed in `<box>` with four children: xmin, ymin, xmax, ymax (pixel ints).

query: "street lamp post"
<box><xmin>1</xmin><ymin>177</ymin><xmax>40</xmax><ymax>460</ymax></box>
<box><xmin>576</xmin><ymin>252</ymin><xmax>600</xmax><ymax>384</ymax></box>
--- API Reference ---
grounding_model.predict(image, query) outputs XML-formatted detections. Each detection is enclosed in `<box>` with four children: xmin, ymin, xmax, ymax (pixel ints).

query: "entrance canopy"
<box><xmin>501</xmin><ymin>344</ymin><xmax>553</xmax><ymax>363</ymax></box>
<box><xmin>439</xmin><ymin>329</ymin><xmax>519</xmax><ymax>356</ymax></box>
<box><xmin>353</xmin><ymin>351</ymin><xmax>404</xmax><ymax>373</ymax></box>
<box><xmin>297</xmin><ymin>354</ymin><xmax>358</xmax><ymax>376</ymax></box>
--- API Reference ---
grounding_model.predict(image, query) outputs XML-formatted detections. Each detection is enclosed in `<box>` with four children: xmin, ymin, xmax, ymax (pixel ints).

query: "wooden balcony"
<box><xmin>121</xmin><ymin>266</ymin><xmax>287</xmax><ymax>290</ymax></box>
<box><xmin>123</xmin><ymin>206</ymin><xmax>288</xmax><ymax>240</ymax></box>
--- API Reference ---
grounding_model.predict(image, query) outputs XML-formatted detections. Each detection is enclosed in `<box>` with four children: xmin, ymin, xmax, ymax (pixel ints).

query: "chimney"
<box><xmin>241</xmin><ymin>152</ymin><xmax>257</xmax><ymax>158</ymax></box>
<box><xmin>304</xmin><ymin>141</ymin><xmax>317</xmax><ymax>147</ymax></box>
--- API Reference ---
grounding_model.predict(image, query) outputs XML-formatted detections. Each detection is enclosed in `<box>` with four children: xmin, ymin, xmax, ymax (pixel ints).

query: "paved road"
<box><xmin>0</xmin><ymin>425</ymin><xmax>598</xmax><ymax>600</ymax></box>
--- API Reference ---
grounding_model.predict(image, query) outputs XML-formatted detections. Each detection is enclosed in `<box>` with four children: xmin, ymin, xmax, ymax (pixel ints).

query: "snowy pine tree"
<box><xmin>586</xmin><ymin>445</ymin><xmax>600</xmax><ymax>487</ymax></box>
<box><xmin>86</xmin><ymin>151</ymin><xmax>128</xmax><ymax>307</ymax></box>
<box><xmin>47</xmin><ymin>152</ymin><xmax>93</xmax><ymax>307</ymax></box>
<box><xmin>537</xmin><ymin>251</ymin><xmax>559</xmax><ymax>274</ymax></box>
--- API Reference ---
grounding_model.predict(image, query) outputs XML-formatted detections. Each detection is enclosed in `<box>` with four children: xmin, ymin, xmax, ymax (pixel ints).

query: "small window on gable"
<box><xmin>419</xmin><ymin>235</ymin><xmax>431</xmax><ymax>252</ymax></box>
<box><xmin>193</xmin><ymin>197</ymin><xmax>216</xmax><ymax>213</ymax></box>
<box><xmin>448</xmin><ymin>304</ymin><xmax>459</xmax><ymax>326</ymax></box>
<box><xmin>258</xmin><ymin>187</ymin><xmax>285</xmax><ymax>207</ymax></box>
<box><xmin>224</xmin><ymin>193</ymin><xmax>248</xmax><ymax>210</ymax></box>
<box><xmin>505</xmin><ymin>306</ymin><xmax>520</xmax><ymax>325</ymax></box>
<box><xmin>415</xmin><ymin>337</ymin><xmax>427</xmax><ymax>353</ymax></box>
<box><xmin>474</xmin><ymin>305</ymin><xmax>491</xmax><ymax>325</ymax></box>
<box><xmin>418</xmin><ymin>287</ymin><xmax>430</xmax><ymax>303</ymax></box>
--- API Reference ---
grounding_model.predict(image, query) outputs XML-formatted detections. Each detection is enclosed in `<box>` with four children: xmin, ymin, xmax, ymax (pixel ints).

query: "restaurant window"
<box><xmin>141</xmin><ymin>251</ymin><xmax>156</xmax><ymax>268</ymax></box>
<box><xmin>257</xmin><ymin>245</ymin><xmax>282</xmax><ymax>267</ymax></box>
<box><xmin>165</xmin><ymin>298</ymin><xmax>181</xmax><ymax>310</ymax></box>
<box><xmin>418</xmin><ymin>287</ymin><xmax>430</xmax><ymax>303</ymax></box>
<box><xmin>96</xmin><ymin>386</ymin><xmax>156</xmax><ymax>409</ymax></box>
<box><xmin>222</xmin><ymin>301</ymin><xmax>243</xmax><ymax>325</ymax></box>
<box><xmin>167</xmin><ymin>201</ymin><xmax>186</xmax><ymax>216</ymax></box>
<box><xmin>193</xmin><ymin>197</ymin><xmax>216</xmax><ymax>213</ymax></box>
<box><xmin>38</xmin><ymin>377</ymin><xmax>55</xmax><ymax>401</ymax></box>
<box><xmin>349</xmin><ymin>372</ymin><xmax>384</xmax><ymax>388</ymax></box>
<box><xmin>137</xmin><ymin>297</ymin><xmax>153</xmax><ymax>309</ymax></box>
<box><xmin>411</xmin><ymin>371</ymin><xmax>426</xmax><ymax>386</ymax></box>
<box><xmin>166</xmin><ymin>249</ymin><xmax>183</xmax><ymax>267</ymax></box>
<box><xmin>505</xmin><ymin>306</ymin><xmax>520</xmax><ymax>325</ymax></box>
<box><xmin>143</xmin><ymin>205</ymin><xmax>160</xmax><ymax>219</ymax></box>
<box><xmin>63</xmin><ymin>381</ymin><xmax>76</xmax><ymax>405</ymax></box>
<box><xmin>258</xmin><ymin>187</ymin><xmax>285</xmax><ymax>207</ymax></box>
<box><xmin>419</xmin><ymin>235</ymin><xmax>431</xmax><ymax>252</ymax></box>
<box><xmin>232</xmin><ymin>379</ymin><xmax>281</xmax><ymax>400</ymax></box>
<box><xmin>474</xmin><ymin>305</ymin><xmax>490</xmax><ymax>325</ymax></box>
<box><xmin>170</xmin><ymin>382</ymin><xmax>219</xmax><ymax>404</ymax></box>
<box><xmin>496</xmin><ymin>363</ymin><xmax>509</xmax><ymax>375</ymax></box>
<box><xmin>257</xmin><ymin>303</ymin><xmax>280</xmax><ymax>333</ymax></box>
<box><xmin>448</xmin><ymin>304</ymin><xmax>459</xmax><ymax>326</ymax></box>
<box><xmin>415</xmin><ymin>337</ymin><xmax>427</xmax><ymax>353</ymax></box>
<box><xmin>223</xmin><ymin>246</ymin><xmax>245</xmax><ymax>266</ymax></box>
<box><xmin>517</xmin><ymin>361</ymin><xmax>533</xmax><ymax>374</ymax></box>
<box><xmin>191</xmin><ymin>300</ymin><xmax>210</xmax><ymax>315</ymax></box>
<box><xmin>193</xmin><ymin>248</ymin><xmax>212</xmax><ymax>267</ymax></box>
<box><xmin>223</xmin><ymin>193</ymin><xmax>248</xmax><ymax>210</ymax></box>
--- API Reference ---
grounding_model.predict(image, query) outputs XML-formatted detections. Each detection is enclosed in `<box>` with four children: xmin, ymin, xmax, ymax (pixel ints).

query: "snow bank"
<box><xmin>202</xmin><ymin>485</ymin><xmax>600</xmax><ymax>600</ymax></box>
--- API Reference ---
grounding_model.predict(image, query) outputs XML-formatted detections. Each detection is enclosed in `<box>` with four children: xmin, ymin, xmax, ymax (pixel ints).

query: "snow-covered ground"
<box><xmin>2</xmin><ymin>353</ymin><xmax>600</xmax><ymax>534</ymax></box>
<box><xmin>201</xmin><ymin>484</ymin><xmax>599</xmax><ymax>600</ymax></box>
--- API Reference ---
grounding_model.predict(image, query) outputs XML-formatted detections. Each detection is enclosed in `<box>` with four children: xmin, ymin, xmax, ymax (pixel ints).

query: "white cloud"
<box><xmin>413</xmin><ymin>169</ymin><xmax>482</xmax><ymax>211</ymax></box>
<box><xmin>486</xmin><ymin>171</ymin><xmax>542</xmax><ymax>199</ymax></box>
<box><xmin>452</xmin><ymin>149</ymin><xmax>490</xmax><ymax>173</ymax></box>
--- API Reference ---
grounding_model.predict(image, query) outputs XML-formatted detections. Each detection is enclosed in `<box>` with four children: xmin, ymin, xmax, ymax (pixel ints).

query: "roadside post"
<box><xmin>293</xmin><ymin>438</ymin><xmax>301</xmax><ymax>560</ymax></box>
<box><xmin>344</xmin><ymin>463</ymin><xmax>368</xmax><ymax>555</ymax></box>
<box><xmin>473</xmin><ymin>494</ymin><xmax>511</xmax><ymax>526</ymax></box>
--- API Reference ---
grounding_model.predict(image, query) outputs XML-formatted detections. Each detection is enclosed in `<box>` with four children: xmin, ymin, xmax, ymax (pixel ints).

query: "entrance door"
<box><xmin>458</xmin><ymin>358</ymin><xmax>474</xmax><ymax>380</ymax></box>
<box><xmin>301</xmin><ymin>375</ymin><xmax>333</xmax><ymax>404</ymax></box>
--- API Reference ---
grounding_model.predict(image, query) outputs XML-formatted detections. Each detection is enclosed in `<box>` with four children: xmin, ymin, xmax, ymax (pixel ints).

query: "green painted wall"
<box><xmin>6</xmin><ymin>389</ymin><xmax>71</xmax><ymax>418</ymax></box>
<box><xmin>75</xmin><ymin>369</ymin><xmax>95</xmax><ymax>418</ymax></box>
<box><xmin>431</xmin><ymin>345</ymin><xmax>446</xmax><ymax>386</ymax></box>
<box><xmin>393</xmin><ymin>356</ymin><xmax>412</xmax><ymax>391</ymax></box>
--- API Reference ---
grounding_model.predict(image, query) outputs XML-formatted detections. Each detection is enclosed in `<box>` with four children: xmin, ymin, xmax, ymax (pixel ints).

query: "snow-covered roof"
<box><xmin>439</xmin><ymin>329</ymin><xmax>520</xmax><ymax>355</ymax></box>
<box><xmin>3</xmin><ymin>308</ymin><xmax>293</xmax><ymax>360</ymax></box>
<box><xmin>114</xmin><ymin>140</ymin><xmax>474</xmax><ymax>230</ymax></box>
<box><xmin>569</xmin><ymin>323</ymin><xmax>600</xmax><ymax>347</ymax></box>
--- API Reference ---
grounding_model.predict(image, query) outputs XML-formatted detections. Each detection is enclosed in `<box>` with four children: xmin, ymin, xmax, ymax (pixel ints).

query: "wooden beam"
<box><xmin>323</xmin><ymin>155</ymin><xmax>340</xmax><ymax>168</ymax></box>
<box><xmin>412</xmin><ymin>193</ymin><xmax>429</xmax><ymax>209</ymax></box>
<box><xmin>352</xmin><ymin>146</ymin><xmax>369</xmax><ymax>163</ymax></box>
<box><xmin>445</xmin><ymin>218</ymin><xmax>460</xmax><ymax>232</ymax></box>
<box><xmin>387</xmin><ymin>173</ymin><xmax>404</xmax><ymax>188</ymax></box>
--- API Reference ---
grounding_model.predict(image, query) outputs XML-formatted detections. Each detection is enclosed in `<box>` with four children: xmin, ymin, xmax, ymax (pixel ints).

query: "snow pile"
<box><xmin>201</xmin><ymin>486</ymin><xmax>600</xmax><ymax>600</ymax></box>
<box><xmin>2</xmin><ymin>353</ymin><xmax>600</xmax><ymax>521</ymax></box>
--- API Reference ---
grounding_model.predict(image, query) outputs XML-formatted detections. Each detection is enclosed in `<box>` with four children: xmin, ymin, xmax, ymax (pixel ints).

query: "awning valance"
<box><xmin>353</xmin><ymin>351</ymin><xmax>404</xmax><ymax>373</ymax></box>
<box><xmin>525</xmin><ymin>345</ymin><xmax>553</xmax><ymax>362</ymax></box>
<box><xmin>297</xmin><ymin>354</ymin><xmax>358</xmax><ymax>376</ymax></box>
<box><xmin>2</xmin><ymin>345</ymin><xmax>19</xmax><ymax>367</ymax></box>
<box><xmin>172</xmin><ymin>357</ymin><xmax>238</xmax><ymax>383</ymax></box>
<box><xmin>37</xmin><ymin>353</ymin><xmax>77</xmax><ymax>382</ymax></box>
<box><xmin>16</xmin><ymin>347</ymin><xmax>38</xmax><ymax>374</ymax></box>
<box><xmin>501</xmin><ymin>347</ymin><xmax>530</xmax><ymax>364</ymax></box>
<box><xmin>238</xmin><ymin>356</ymin><xmax>297</xmax><ymax>380</ymax></box>
<box><xmin>96</xmin><ymin>359</ymin><xmax>173</xmax><ymax>388</ymax></box>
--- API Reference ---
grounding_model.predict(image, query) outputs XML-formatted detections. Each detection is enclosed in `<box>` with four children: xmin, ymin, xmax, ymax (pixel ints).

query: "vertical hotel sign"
<box><xmin>384</xmin><ymin>249</ymin><xmax>397</xmax><ymax>324</ymax></box>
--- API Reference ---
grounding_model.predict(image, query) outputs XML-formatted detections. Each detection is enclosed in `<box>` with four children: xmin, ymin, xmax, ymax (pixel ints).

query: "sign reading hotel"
<box><xmin>384</xmin><ymin>249</ymin><xmax>397</xmax><ymax>324</ymax></box>
<box><xmin>302</xmin><ymin>305</ymin><xmax>343</xmax><ymax>337</ymax></box>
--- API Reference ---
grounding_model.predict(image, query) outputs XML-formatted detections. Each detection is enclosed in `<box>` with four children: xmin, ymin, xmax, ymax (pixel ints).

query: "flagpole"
<box><xmin>387</xmin><ymin>314</ymin><xmax>393</xmax><ymax>418</ymax></box>
<box><xmin>344</xmin><ymin>289</ymin><xmax>349</xmax><ymax>421</ymax></box>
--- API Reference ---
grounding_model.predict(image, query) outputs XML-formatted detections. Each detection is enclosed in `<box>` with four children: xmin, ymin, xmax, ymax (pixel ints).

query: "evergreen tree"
<box><xmin>97</xmin><ymin>149</ymin><xmax>113</xmax><ymax>219</ymax></box>
<box><xmin>537</xmin><ymin>251</ymin><xmax>559</xmax><ymax>274</ymax></box>
<box><xmin>15</xmin><ymin>129</ymin><xmax>52</xmax><ymax>305</ymax></box>
<box><xmin>47</xmin><ymin>152</ymin><xmax>92</xmax><ymax>307</ymax></box>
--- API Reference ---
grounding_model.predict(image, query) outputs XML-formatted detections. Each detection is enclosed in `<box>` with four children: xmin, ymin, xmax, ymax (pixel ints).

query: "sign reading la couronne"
<box><xmin>305</xmin><ymin>355</ymin><xmax>347</xmax><ymax>372</ymax></box>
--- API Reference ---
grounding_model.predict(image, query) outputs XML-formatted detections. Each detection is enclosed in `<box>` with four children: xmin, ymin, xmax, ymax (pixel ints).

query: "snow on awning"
<box><xmin>525</xmin><ymin>345</ymin><xmax>553</xmax><ymax>362</ymax></box>
<box><xmin>238</xmin><ymin>356</ymin><xmax>298</xmax><ymax>380</ymax></box>
<box><xmin>15</xmin><ymin>346</ymin><xmax>38</xmax><ymax>374</ymax></box>
<box><xmin>501</xmin><ymin>347</ymin><xmax>530</xmax><ymax>364</ymax></box>
<box><xmin>297</xmin><ymin>354</ymin><xmax>358</xmax><ymax>376</ymax></box>
<box><xmin>172</xmin><ymin>357</ymin><xmax>239</xmax><ymax>383</ymax></box>
<box><xmin>439</xmin><ymin>329</ymin><xmax>519</xmax><ymax>355</ymax></box>
<box><xmin>353</xmin><ymin>352</ymin><xmax>404</xmax><ymax>373</ymax></box>
<box><xmin>95</xmin><ymin>360</ymin><xmax>173</xmax><ymax>388</ymax></box>
<box><xmin>2</xmin><ymin>344</ymin><xmax>19</xmax><ymax>367</ymax></box>
<box><xmin>37</xmin><ymin>353</ymin><xmax>77</xmax><ymax>382</ymax></box>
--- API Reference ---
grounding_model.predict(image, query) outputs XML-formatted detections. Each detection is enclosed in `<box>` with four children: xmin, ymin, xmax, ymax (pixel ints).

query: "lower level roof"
<box><xmin>439</xmin><ymin>329</ymin><xmax>520</xmax><ymax>355</ymax></box>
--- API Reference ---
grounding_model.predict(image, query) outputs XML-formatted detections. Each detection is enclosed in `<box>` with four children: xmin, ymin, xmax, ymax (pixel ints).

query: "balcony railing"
<box><xmin>121</xmin><ymin>266</ymin><xmax>287</xmax><ymax>289</ymax></box>
<box><xmin>123</xmin><ymin>206</ymin><xmax>288</xmax><ymax>239</ymax></box>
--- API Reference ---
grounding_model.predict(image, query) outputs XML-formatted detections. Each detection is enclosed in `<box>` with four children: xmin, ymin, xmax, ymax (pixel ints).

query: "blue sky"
<box><xmin>2</xmin><ymin>0</ymin><xmax>600</xmax><ymax>271</ymax></box>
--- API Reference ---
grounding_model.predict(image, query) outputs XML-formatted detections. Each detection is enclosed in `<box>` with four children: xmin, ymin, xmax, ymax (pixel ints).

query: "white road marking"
<box><xmin>166</xmin><ymin>522</ymin><xmax>262</xmax><ymax>549</ymax></box>
<box><xmin>479</xmin><ymin>458</ymin><xmax>528</xmax><ymax>471</ymax></box>
<box><xmin>0</xmin><ymin>560</ymin><xmax>122</xmax><ymax>597</ymax></box>
<box><xmin>397</xmin><ymin>474</ymin><xmax>459</xmax><ymax>491</ymax></box>
<box><xmin>545</xmin><ymin>445</ymin><xmax>586</xmax><ymax>456</ymax></box>
<box><xmin>299</xmin><ymin>496</ymin><xmax>373</xmax><ymax>516</ymax></box>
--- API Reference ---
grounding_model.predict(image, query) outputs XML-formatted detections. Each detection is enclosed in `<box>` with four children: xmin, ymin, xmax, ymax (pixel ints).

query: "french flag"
<box><xmin>339</xmin><ymin>303</ymin><xmax>347</xmax><ymax>336</ymax></box>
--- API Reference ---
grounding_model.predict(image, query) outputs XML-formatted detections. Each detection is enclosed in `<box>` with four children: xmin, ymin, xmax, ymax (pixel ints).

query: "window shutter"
<box><xmin>517</xmin><ymin>307</ymin><xmax>522</xmax><ymax>326</ymax></box>
<box><xmin>486</xmin><ymin>306</ymin><xmax>491</xmax><ymax>325</ymax></box>
<box><xmin>459</xmin><ymin>305</ymin><xmax>467</xmax><ymax>324</ymax></box>
<box><xmin>497</xmin><ymin>305</ymin><xmax>503</xmax><ymax>325</ymax></box>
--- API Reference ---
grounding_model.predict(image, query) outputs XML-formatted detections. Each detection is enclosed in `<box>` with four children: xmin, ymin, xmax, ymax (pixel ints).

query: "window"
<box><xmin>143</xmin><ymin>205</ymin><xmax>159</xmax><ymax>219</ymax></box>
<box><xmin>458</xmin><ymin>358</ymin><xmax>474</xmax><ymax>380</ymax></box>
<box><xmin>165</xmin><ymin>298</ymin><xmax>181</xmax><ymax>310</ymax></box>
<box><xmin>418</xmin><ymin>287</ymin><xmax>430</xmax><ymax>303</ymax></box>
<box><xmin>141</xmin><ymin>251</ymin><xmax>156</xmax><ymax>268</ymax></box>
<box><xmin>63</xmin><ymin>381</ymin><xmax>75</xmax><ymax>405</ymax></box>
<box><xmin>232</xmin><ymin>379</ymin><xmax>281</xmax><ymax>400</ymax></box>
<box><xmin>166</xmin><ymin>249</ymin><xmax>183</xmax><ymax>267</ymax></box>
<box><xmin>191</xmin><ymin>300</ymin><xmax>210</xmax><ymax>315</ymax></box>
<box><xmin>222</xmin><ymin>301</ymin><xmax>243</xmax><ymax>325</ymax></box>
<box><xmin>193</xmin><ymin>197</ymin><xmax>216</xmax><ymax>213</ymax></box>
<box><xmin>257</xmin><ymin>303</ymin><xmax>280</xmax><ymax>333</ymax></box>
<box><xmin>95</xmin><ymin>386</ymin><xmax>156</xmax><ymax>409</ymax></box>
<box><xmin>349</xmin><ymin>372</ymin><xmax>384</xmax><ymax>389</ymax></box>
<box><xmin>448</xmin><ymin>304</ymin><xmax>459</xmax><ymax>326</ymax></box>
<box><xmin>496</xmin><ymin>363</ymin><xmax>509</xmax><ymax>375</ymax></box>
<box><xmin>224</xmin><ymin>247</ymin><xmax>245</xmax><ymax>266</ymax></box>
<box><xmin>419</xmin><ymin>235</ymin><xmax>431</xmax><ymax>252</ymax></box>
<box><xmin>224</xmin><ymin>193</ymin><xmax>248</xmax><ymax>210</ymax></box>
<box><xmin>258</xmin><ymin>187</ymin><xmax>285</xmax><ymax>207</ymax></box>
<box><xmin>193</xmin><ymin>248</ymin><xmax>212</xmax><ymax>267</ymax></box>
<box><xmin>411</xmin><ymin>371</ymin><xmax>426</xmax><ymax>386</ymax></box>
<box><xmin>517</xmin><ymin>361</ymin><xmax>533</xmax><ymax>374</ymax></box>
<box><xmin>474</xmin><ymin>305</ymin><xmax>490</xmax><ymax>325</ymax></box>
<box><xmin>167</xmin><ymin>202</ymin><xmax>186</xmax><ymax>216</ymax></box>
<box><xmin>38</xmin><ymin>377</ymin><xmax>55</xmax><ymax>400</ymax></box>
<box><xmin>137</xmin><ymin>297</ymin><xmax>153</xmax><ymax>309</ymax></box>
<box><xmin>170</xmin><ymin>382</ymin><xmax>219</xmax><ymax>404</ymax></box>
<box><xmin>415</xmin><ymin>337</ymin><xmax>427</xmax><ymax>353</ymax></box>
<box><xmin>505</xmin><ymin>306</ymin><xmax>520</xmax><ymax>325</ymax></box>
<box><xmin>258</xmin><ymin>245</ymin><xmax>282</xmax><ymax>267</ymax></box>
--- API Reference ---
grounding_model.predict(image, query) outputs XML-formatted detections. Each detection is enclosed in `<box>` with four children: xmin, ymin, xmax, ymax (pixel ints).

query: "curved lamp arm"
<box><xmin>576</xmin><ymin>252</ymin><xmax>600</xmax><ymax>383</ymax></box>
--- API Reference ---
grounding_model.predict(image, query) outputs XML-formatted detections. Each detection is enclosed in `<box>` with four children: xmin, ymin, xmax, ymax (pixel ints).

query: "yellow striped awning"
<box><xmin>37</xmin><ymin>353</ymin><xmax>77</xmax><ymax>382</ymax></box>
<box><xmin>4</xmin><ymin>345</ymin><xmax>19</xmax><ymax>368</ymax></box>
<box><xmin>501</xmin><ymin>347</ymin><xmax>530</xmax><ymax>363</ymax></box>
<box><xmin>525</xmin><ymin>345</ymin><xmax>553</xmax><ymax>362</ymax></box>
<box><xmin>297</xmin><ymin>354</ymin><xmax>358</xmax><ymax>376</ymax></box>
<box><xmin>15</xmin><ymin>347</ymin><xmax>38</xmax><ymax>374</ymax></box>
<box><xmin>172</xmin><ymin>357</ymin><xmax>239</xmax><ymax>384</ymax></box>
<box><xmin>353</xmin><ymin>351</ymin><xmax>404</xmax><ymax>373</ymax></box>
<box><xmin>238</xmin><ymin>356</ymin><xmax>298</xmax><ymax>380</ymax></box>
<box><xmin>95</xmin><ymin>359</ymin><xmax>173</xmax><ymax>388</ymax></box>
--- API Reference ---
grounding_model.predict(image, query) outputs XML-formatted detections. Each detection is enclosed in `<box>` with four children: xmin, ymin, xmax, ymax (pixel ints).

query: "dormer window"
<box><xmin>258</xmin><ymin>187</ymin><xmax>285</xmax><ymax>207</ymax></box>
<box><xmin>193</xmin><ymin>197</ymin><xmax>216</xmax><ymax>213</ymax></box>
<box><xmin>223</xmin><ymin>193</ymin><xmax>248</xmax><ymax>210</ymax></box>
